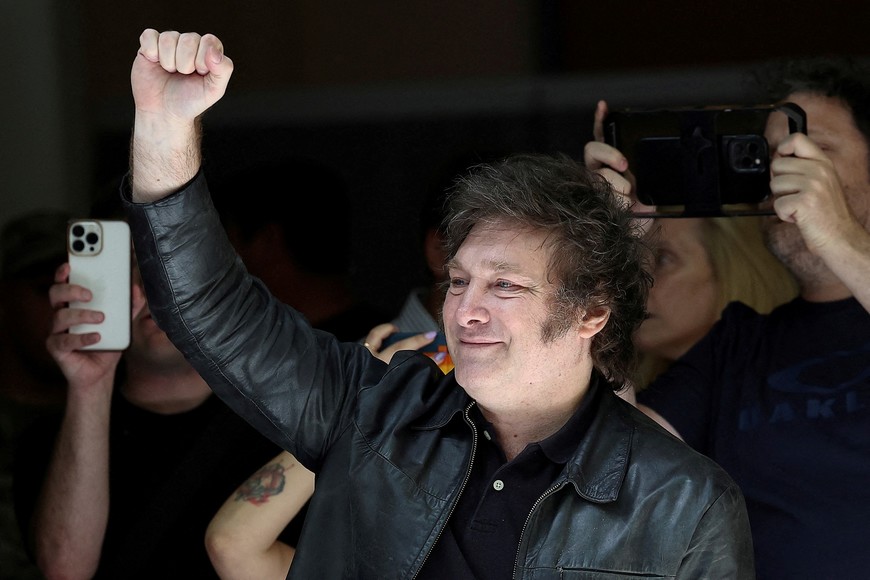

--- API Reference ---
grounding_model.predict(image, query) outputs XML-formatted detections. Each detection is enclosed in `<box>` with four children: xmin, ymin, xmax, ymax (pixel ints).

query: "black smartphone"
<box><xmin>603</xmin><ymin>103</ymin><xmax>806</xmax><ymax>216</ymax></box>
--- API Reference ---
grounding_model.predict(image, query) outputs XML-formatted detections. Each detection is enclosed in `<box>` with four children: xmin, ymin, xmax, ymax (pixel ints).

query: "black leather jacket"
<box><xmin>124</xmin><ymin>172</ymin><xmax>755</xmax><ymax>579</ymax></box>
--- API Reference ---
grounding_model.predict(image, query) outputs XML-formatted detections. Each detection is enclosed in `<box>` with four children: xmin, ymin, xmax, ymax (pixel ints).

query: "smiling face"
<box><xmin>633</xmin><ymin>218</ymin><xmax>719</xmax><ymax>361</ymax></box>
<box><xmin>442</xmin><ymin>222</ymin><xmax>599</xmax><ymax>413</ymax></box>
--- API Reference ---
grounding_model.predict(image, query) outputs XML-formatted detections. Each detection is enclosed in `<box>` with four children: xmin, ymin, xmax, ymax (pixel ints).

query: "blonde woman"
<box><xmin>633</xmin><ymin>214</ymin><xmax>798</xmax><ymax>388</ymax></box>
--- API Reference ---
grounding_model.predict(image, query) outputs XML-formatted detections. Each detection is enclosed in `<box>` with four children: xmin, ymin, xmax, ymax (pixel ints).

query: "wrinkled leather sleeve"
<box><xmin>679</xmin><ymin>479</ymin><xmax>756</xmax><ymax>578</ymax></box>
<box><xmin>121</xmin><ymin>171</ymin><xmax>384</xmax><ymax>469</ymax></box>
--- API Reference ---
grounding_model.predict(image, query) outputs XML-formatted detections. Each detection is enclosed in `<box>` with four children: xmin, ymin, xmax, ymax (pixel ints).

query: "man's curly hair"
<box><xmin>441</xmin><ymin>152</ymin><xmax>652</xmax><ymax>389</ymax></box>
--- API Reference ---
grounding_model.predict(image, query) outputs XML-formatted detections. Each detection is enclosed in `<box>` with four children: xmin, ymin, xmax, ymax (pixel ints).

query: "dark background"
<box><xmin>5</xmin><ymin>0</ymin><xmax>869</xmax><ymax>316</ymax></box>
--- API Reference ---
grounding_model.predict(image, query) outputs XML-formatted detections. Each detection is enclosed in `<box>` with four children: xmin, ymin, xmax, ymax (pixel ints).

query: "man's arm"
<box><xmin>129</xmin><ymin>29</ymin><xmax>233</xmax><ymax>203</ymax></box>
<box><xmin>29</xmin><ymin>264</ymin><xmax>134</xmax><ymax>579</ymax></box>
<box><xmin>205</xmin><ymin>451</ymin><xmax>315</xmax><ymax>580</ymax></box>
<box><xmin>31</xmin><ymin>378</ymin><xmax>113</xmax><ymax>580</ymax></box>
<box><xmin>679</xmin><ymin>482</ymin><xmax>756</xmax><ymax>578</ymax></box>
<box><xmin>123</xmin><ymin>29</ymin><xmax>384</xmax><ymax>464</ymax></box>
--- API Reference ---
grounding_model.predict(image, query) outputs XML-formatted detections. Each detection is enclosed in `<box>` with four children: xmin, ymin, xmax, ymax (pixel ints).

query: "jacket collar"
<box><xmin>411</xmin><ymin>367</ymin><xmax>633</xmax><ymax>504</ymax></box>
<box><xmin>563</xmin><ymin>385</ymin><xmax>633</xmax><ymax>503</ymax></box>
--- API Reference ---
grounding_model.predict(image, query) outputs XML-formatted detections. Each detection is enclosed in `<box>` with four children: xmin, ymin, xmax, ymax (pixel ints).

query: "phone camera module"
<box><xmin>69</xmin><ymin>221</ymin><xmax>103</xmax><ymax>255</ymax></box>
<box><xmin>728</xmin><ymin>136</ymin><xmax>768</xmax><ymax>174</ymax></box>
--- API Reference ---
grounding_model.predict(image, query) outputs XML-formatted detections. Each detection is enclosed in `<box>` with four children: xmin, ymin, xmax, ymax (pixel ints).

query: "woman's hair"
<box><xmin>441</xmin><ymin>152</ymin><xmax>653</xmax><ymax>389</ymax></box>
<box><xmin>701</xmin><ymin>216</ymin><xmax>799</xmax><ymax>314</ymax></box>
<box><xmin>636</xmin><ymin>214</ymin><xmax>799</xmax><ymax>387</ymax></box>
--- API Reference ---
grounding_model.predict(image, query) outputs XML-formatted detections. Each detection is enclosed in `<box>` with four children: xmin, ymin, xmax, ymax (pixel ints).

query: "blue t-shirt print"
<box><xmin>739</xmin><ymin>340</ymin><xmax>870</xmax><ymax>431</ymax></box>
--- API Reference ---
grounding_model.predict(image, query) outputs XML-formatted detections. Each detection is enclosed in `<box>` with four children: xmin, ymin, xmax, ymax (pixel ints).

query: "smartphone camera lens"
<box><xmin>70</xmin><ymin>222</ymin><xmax>102</xmax><ymax>255</ymax></box>
<box><xmin>728</xmin><ymin>136</ymin><xmax>768</xmax><ymax>174</ymax></box>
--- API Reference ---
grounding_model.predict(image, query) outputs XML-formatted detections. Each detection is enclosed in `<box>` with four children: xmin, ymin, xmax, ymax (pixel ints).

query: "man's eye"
<box><xmin>655</xmin><ymin>250</ymin><xmax>675</xmax><ymax>269</ymax></box>
<box><xmin>496</xmin><ymin>280</ymin><xmax>517</xmax><ymax>290</ymax></box>
<box><xmin>450</xmin><ymin>277</ymin><xmax>467</xmax><ymax>288</ymax></box>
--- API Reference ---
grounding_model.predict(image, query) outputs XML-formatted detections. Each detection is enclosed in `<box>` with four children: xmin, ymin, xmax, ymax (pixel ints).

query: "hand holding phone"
<box><xmin>602</xmin><ymin>103</ymin><xmax>807</xmax><ymax>217</ymax></box>
<box><xmin>67</xmin><ymin>219</ymin><xmax>132</xmax><ymax>350</ymax></box>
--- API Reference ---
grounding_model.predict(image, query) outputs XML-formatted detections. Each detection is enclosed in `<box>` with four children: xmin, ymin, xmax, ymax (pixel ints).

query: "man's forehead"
<box><xmin>452</xmin><ymin>223</ymin><xmax>554</xmax><ymax>275</ymax></box>
<box><xmin>767</xmin><ymin>93</ymin><xmax>853</xmax><ymax>138</ymax></box>
<box><xmin>464</xmin><ymin>221</ymin><xmax>552</xmax><ymax>250</ymax></box>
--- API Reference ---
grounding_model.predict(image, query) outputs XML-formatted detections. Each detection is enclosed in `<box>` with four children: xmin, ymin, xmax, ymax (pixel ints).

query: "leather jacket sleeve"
<box><xmin>122</xmin><ymin>171</ymin><xmax>385</xmax><ymax>469</ymax></box>
<box><xmin>680</xmin><ymin>477</ymin><xmax>756</xmax><ymax>578</ymax></box>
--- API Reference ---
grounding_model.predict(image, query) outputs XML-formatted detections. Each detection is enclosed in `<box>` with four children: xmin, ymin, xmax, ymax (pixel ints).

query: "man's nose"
<box><xmin>454</xmin><ymin>284</ymin><xmax>490</xmax><ymax>327</ymax></box>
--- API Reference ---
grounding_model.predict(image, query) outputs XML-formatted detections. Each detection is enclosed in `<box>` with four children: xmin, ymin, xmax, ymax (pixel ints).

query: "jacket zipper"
<box><xmin>512</xmin><ymin>480</ymin><xmax>570</xmax><ymax>579</ymax></box>
<box><xmin>412</xmin><ymin>402</ymin><xmax>479</xmax><ymax>579</ymax></box>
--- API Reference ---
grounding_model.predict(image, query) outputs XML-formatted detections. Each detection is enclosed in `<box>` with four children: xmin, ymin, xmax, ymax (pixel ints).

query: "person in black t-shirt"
<box><xmin>13</xmin><ymin>258</ymin><xmax>295</xmax><ymax>579</ymax></box>
<box><xmin>586</xmin><ymin>57</ymin><xmax>870</xmax><ymax>579</ymax></box>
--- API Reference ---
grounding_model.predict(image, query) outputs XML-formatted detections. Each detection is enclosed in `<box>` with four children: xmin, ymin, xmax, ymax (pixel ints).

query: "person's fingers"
<box><xmin>372</xmin><ymin>344</ymin><xmax>400</xmax><ymax>363</ymax></box>
<box><xmin>770</xmin><ymin>135</ymin><xmax>841</xmax><ymax>223</ymax></box>
<box><xmin>47</xmin><ymin>302</ymin><xmax>104</xmax><ymax>355</ymax></box>
<box><xmin>203</xmin><ymin>44</ymin><xmax>233</xmax><ymax>102</ymax></box>
<box><xmin>174</xmin><ymin>32</ymin><xmax>202</xmax><ymax>75</ymax></box>
<box><xmin>54</xmin><ymin>262</ymin><xmax>70</xmax><ymax>281</ymax></box>
<box><xmin>597</xmin><ymin>167</ymin><xmax>633</xmax><ymax>197</ymax></box>
<box><xmin>592</xmin><ymin>99</ymin><xmax>609</xmax><ymax>142</ymax></box>
<box><xmin>583</xmin><ymin>140</ymin><xmax>628</xmax><ymax>173</ymax></box>
<box><xmin>774</xmin><ymin>132</ymin><xmax>824</xmax><ymax>162</ymax></box>
<box><xmin>363</xmin><ymin>323</ymin><xmax>398</xmax><ymax>352</ymax></box>
<box><xmin>47</xmin><ymin>330</ymin><xmax>101</xmax><ymax>354</ymax></box>
<box><xmin>196</xmin><ymin>33</ymin><xmax>229</xmax><ymax>77</ymax></box>
<box><xmin>770</xmin><ymin>154</ymin><xmax>837</xmax><ymax>196</ymax></box>
<box><xmin>49</xmin><ymin>264</ymin><xmax>75</xmax><ymax>308</ymax></box>
<box><xmin>52</xmin><ymin>306</ymin><xmax>103</xmax><ymax>335</ymax></box>
<box><xmin>138</xmin><ymin>28</ymin><xmax>160</xmax><ymax>63</ymax></box>
<box><xmin>375</xmin><ymin>332</ymin><xmax>438</xmax><ymax>364</ymax></box>
<box><xmin>156</xmin><ymin>30</ymin><xmax>182</xmax><ymax>72</ymax></box>
<box><xmin>366</xmin><ymin>330</ymin><xmax>439</xmax><ymax>365</ymax></box>
<box><xmin>50</xmin><ymin>282</ymin><xmax>90</xmax><ymax>310</ymax></box>
<box><xmin>768</xmin><ymin>172</ymin><xmax>805</xmax><ymax>198</ymax></box>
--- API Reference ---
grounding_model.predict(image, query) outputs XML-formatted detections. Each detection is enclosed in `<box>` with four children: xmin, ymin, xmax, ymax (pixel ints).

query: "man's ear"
<box><xmin>577</xmin><ymin>307</ymin><xmax>610</xmax><ymax>339</ymax></box>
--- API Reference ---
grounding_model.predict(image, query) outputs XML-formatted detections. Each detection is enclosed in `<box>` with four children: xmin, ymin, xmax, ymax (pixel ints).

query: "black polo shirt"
<box><xmin>418</xmin><ymin>375</ymin><xmax>601</xmax><ymax>579</ymax></box>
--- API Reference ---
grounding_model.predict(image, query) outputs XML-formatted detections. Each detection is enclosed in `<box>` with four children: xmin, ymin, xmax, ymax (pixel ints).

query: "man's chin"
<box><xmin>765</xmin><ymin>226</ymin><xmax>826</xmax><ymax>281</ymax></box>
<box><xmin>764</xmin><ymin>221</ymin><xmax>801</xmax><ymax>255</ymax></box>
<box><xmin>453</xmin><ymin>364</ymin><xmax>493</xmax><ymax>392</ymax></box>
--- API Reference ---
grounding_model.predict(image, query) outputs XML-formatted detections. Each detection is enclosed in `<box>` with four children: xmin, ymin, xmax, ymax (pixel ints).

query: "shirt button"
<box><xmin>493</xmin><ymin>479</ymin><xmax>505</xmax><ymax>491</ymax></box>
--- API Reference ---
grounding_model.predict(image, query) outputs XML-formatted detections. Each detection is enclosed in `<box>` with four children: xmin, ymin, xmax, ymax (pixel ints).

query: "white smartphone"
<box><xmin>67</xmin><ymin>219</ymin><xmax>132</xmax><ymax>350</ymax></box>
